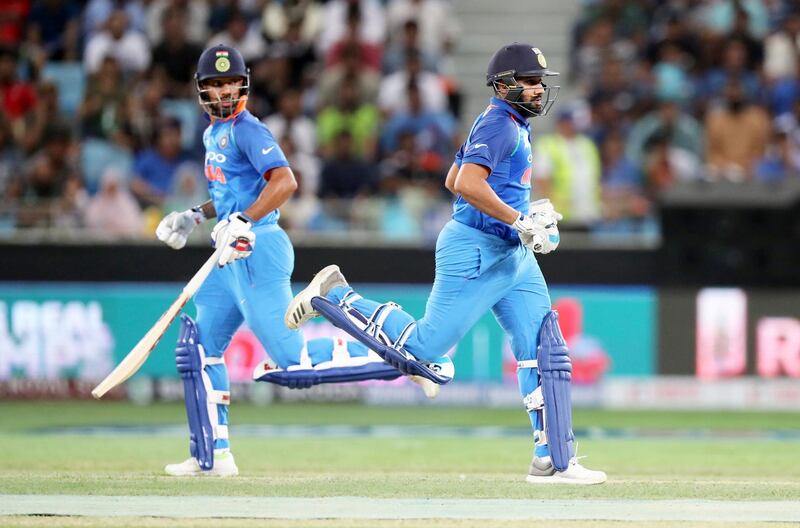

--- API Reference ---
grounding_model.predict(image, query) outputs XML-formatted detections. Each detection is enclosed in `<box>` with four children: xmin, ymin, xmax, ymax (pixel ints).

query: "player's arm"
<box><xmin>444</xmin><ymin>163</ymin><xmax>459</xmax><ymax>195</ymax></box>
<box><xmin>453</xmin><ymin>163</ymin><xmax>519</xmax><ymax>224</ymax></box>
<box><xmin>242</xmin><ymin>166</ymin><xmax>298</xmax><ymax>221</ymax></box>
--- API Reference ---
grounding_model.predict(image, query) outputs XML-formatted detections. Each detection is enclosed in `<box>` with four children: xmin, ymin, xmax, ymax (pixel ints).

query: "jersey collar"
<box><xmin>490</xmin><ymin>97</ymin><xmax>530</xmax><ymax>127</ymax></box>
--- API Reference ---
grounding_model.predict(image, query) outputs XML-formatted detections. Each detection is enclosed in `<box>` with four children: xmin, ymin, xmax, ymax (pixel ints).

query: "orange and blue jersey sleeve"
<box><xmin>234</xmin><ymin>116</ymin><xmax>290</xmax><ymax>179</ymax></box>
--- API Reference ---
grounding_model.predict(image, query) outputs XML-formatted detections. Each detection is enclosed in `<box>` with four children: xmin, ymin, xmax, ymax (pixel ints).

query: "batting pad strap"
<box><xmin>311</xmin><ymin>296</ymin><xmax>453</xmax><ymax>385</ymax></box>
<box><xmin>207</xmin><ymin>390</ymin><xmax>230</xmax><ymax>405</ymax></box>
<box><xmin>523</xmin><ymin>387</ymin><xmax>544</xmax><ymax>412</ymax></box>
<box><xmin>214</xmin><ymin>424</ymin><xmax>229</xmax><ymax>440</ymax></box>
<box><xmin>366</xmin><ymin>302</ymin><xmax>399</xmax><ymax>338</ymax></box>
<box><xmin>518</xmin><ymin>360</ymin><xmax>538</xmax><ymax>369</ymax></box>
<box><xmin>203</xmin><ymin>356</ymin><xmax>226</xmax><ymax>366</ymax></box>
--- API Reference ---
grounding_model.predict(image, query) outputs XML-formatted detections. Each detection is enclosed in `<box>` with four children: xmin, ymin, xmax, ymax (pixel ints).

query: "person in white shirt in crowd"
<box><xmin>83</xmin><ymin>9</ymin><xmax>151</xmax><ymax>75</ymax></box>
<box><xmin>378</xmin><ymin>48</ymin><xmax>447</xmax><ymax>116</ymax></box>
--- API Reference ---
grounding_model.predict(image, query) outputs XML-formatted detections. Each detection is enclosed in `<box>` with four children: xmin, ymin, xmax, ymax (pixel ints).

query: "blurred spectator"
<box><xmin>645</xmin><ymin>12</ymin><xmax>700</xmax><ymax>71</ymax></box>
<box><xmin>84</xmin><ymin>167</ymin><xmax>144</xmax><ymax>237</ymax></box>
<box><xmin>83</xmin><ymin>9</ymin><xmax>152</xmax><ymax>75</ymax></box>
<box><xmin>130</xmin><ymin>118</ymin><xmax>189</xmax><ymax>207</ymax></box>
<box><xmin>317</xmin><ymin>75</ymin><xmax>379</xmax><ymax>159</ymax></box>
<box><xmin>317</xmin><ymin>0</ymin><xmax>386</xmax><ymax>56</ymax></box>
<box><xmin>248</xmin><ymin>54</ymin><xmax>291</xmax><ymax>117</ymax></box>
<box><xmin>380</xmin><ymin>79</ymin><xmax>455</xmax><ymax>172</ymax></box>
<box><xmin>79</xmin><ymin>56</ymin><xmax>131</xmax><ymax>142</ymax></box>
<box><xmin>263</xmin><ymin>91</ymin><xmax>317</xmax><ymax>158</ymax></box>
<box><xmin>763</xmin><ymin>9</ymin><xmax>800</xmax><ymax>115</ymax></box>
<box><xmin>378</xmin><ymin>48</ymin><xmax>447</xmax><ymax>116</ymax></box>
<box><xmin>386</xmin><ymin>0</ymin><xmax>457</xmax><ymax>56</ymax></box>
<box><xmin>268</xmin><ymin>16</ymin><xmax>319</xmax><ymax>85</ymax></box>
<box><xmin>278</xmin><ymin>134</ymin><xmax>321</xmax><ymax>230</ymax></box>
<box><xmin>625</xmin><ymin>97</ymin><xmax>705</xmax><ymax>172</ymax></box>
<box><xmin>150</xmin><ymin>6</ymin><xmax>203</xmax><ymax>98</ymax></box>
<box><xmin>325</xmin><ymin>2</ymin><xmax>382</xmax><ymax>72</ymax></box>
<box><xmin>382</xmin><ymin>19</ymin><xmax>438</xmax><ymax>75</ymax></box>
<box><xmin>705</xmin><ymin>80</ymin><xmax>771</xmax><ymax>181</ymax></box>
<box><xmin>127</xmin><ymin>78</ymin><xmax>168</xmax><ymax>150</ymax></box>
<box><xmin>0</xmin><ymin>0</ymin><xmax>30</xmax><ymax>47</ymax></box>
<box><xmin>163</xmin><ymin>161</ymin><xmax>207</xmax><ymax>213</ymax></box>
<box><xmin>599</xmin><ymin>129</ymin><xmax>650</xmax><ymax>222</ymax></box>
<box><xmin>0</xmin><ymin>47</ymin><xmax>37</xmax><ymax>133</ymax></box>
<box><xmin>575</xmin><ymin>0</ymin><xmax>649</xmax><ymax>43</ymax></box>
<box><xmin>693</xmin><ymin>0</ymin><xmax>769</xmax><ymax>40</ymax></box>
<box><xmin>146</xmin><ymin>0</ymin><xmax>209</xmax><ymax>46</ymax></box>
<box><xmin>83</xmin><ymin>0</ymin><xmax>146</xmax><ymax>39</ymax></box>
<box><xmin>262</xmin><ymin>0</ymin><xmax>324</xmax><ymax>44</ymax></box>
<box><xmin>642</xmin><ymin>129</ymin><xmax>703</xmax><ymax>196</ymax></box>
<box><xmin>317</xmin><ymin>43</ymin><xmax>380</xmax><ymax>109</ymax></box>
<box><xmin>755</xmin><ymin>128</ymin><xmax>800</xmax><ymax>183</ymax></box>
<box><xmin>9</xmin><ymin>126</ymin><xmax>81</xmax><ymax>226</ymax></box>
<box><xmin>694</xmin><ymin>38</ymin><xmax>760</xmax><ymax>112</ymax></box>
<box><xmin>207</xmin><ymin>8</ymin><xmax>267</xmax><ymax>62</ymax></box>
<box><xmin>25</xmin><ymin>0</ymin><xmax>81</xmax><ymax>63</ymax></box>
<box><xmin>20</xmin><ymin>81</ymin><xmax>70</xmax><ymax>155</ymax></box>
<box><xmin>573</xmin><ymin>15</ymin><xmax>638</xmax><ymax>91</ymax></box>
<box><xmin>379</xmin><ymin>130</ymin><xmax>441</xmax><ymax>193</ymax></box>
<box><xmin>0</xmin><ymin>120</ymin><xmax>21</xmax><ymax>197</ymax></box>
<box><xmin>764</xmin><ymin>10</ymin><xmax>800</xmax><ymax>81</ymax></box>
<box><xmin>533</xmin><ymin>108</ymin><xmax>602</xmax><ymax>224</ymax></box>
<box><xmin>319</xmin><ymin>130</ymin><xmax>376</xmax><ymax>198</ymax></box>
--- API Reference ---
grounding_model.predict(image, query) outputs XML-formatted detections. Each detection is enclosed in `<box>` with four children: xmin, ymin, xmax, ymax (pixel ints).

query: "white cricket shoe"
<box><xmin>164</xmin><ymin>450</ymin><xmax>239</xmax><ymax>477</ymax></box>
<box><xmin>285</xmin><ymin>265</ymin><xmax>348</xmax><ymax>329</ymax></box>
<box><xmin>410</xmin><ymin>376</ymin><xmax>440</xmax><ymax>399</ymax></box>
<box><xmin>409</xmin><ymin>355</ymin><xmax>454</xmax><ymax>399</ymax></box>
<box><xmin>525</xmin><ymin>455</ymin><xmax>606</xmax><ymax>485</ymax></box>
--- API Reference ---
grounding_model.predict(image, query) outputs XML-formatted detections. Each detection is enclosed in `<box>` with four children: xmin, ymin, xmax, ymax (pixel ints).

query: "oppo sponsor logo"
<box><xmin>205</xmin><ymin>152</ymin><xmax>227</xmax><ymax>163</ymax></box>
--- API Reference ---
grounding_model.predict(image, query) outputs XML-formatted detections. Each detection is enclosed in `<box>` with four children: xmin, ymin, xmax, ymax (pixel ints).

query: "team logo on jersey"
<box><xmin>532</xmin><ymin>47</ymin><xmax>547</xmax><ymax>68</ymax></box>
<box><xmin>219</xmin><ymin>135</ymin><xmax>228</xmax><ymax>149</ymax></box>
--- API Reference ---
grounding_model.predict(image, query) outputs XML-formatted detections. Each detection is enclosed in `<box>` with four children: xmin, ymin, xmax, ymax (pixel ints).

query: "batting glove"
<box><xmin>212</xmin><ymin>212</ymin><xmax>256</xmax><ymax>267</ymax></box>
<box><xmin>156</xmin><ymin>208</ymin><xmax>206</xmax><ymax>250</ymax></box>
<box><xmin>512</xmin><ymin>199</ymin><xmax>562</xmax><ymax>254</ymax></box>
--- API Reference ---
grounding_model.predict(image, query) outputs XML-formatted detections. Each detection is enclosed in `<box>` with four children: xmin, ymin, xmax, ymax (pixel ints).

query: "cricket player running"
<box><xmin>287</xmin><ymin>43</ymin><xmax>606</xmax><ymax>484</ymax></box>
<box><xmin>156</xmin><ymin>45</ymin><xmax>448</xmax><ymax>477</ymax></box>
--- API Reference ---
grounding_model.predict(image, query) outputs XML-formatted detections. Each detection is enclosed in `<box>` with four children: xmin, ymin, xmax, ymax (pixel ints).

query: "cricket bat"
<box><xmin>91</xmin><ymin>246</ymin><xmax>223</xmax><ymax>399</ymax></box>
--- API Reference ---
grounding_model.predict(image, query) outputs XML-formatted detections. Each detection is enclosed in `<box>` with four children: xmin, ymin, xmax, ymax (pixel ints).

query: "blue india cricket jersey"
<box><xmin>202</xmin><ymin>107</ymin><xmax>289</xmax><ymax>225</ymax></box>
<box><xmin>453</xmin><ymin>97</ymin><xmax>533</xmax><ymax>241</ymax></box>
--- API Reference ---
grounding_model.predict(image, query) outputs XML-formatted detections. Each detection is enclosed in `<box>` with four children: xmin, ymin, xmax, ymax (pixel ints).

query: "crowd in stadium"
<box><xmin>0</xmin><ymin>0</ymin><xmax>798</xmax><ymax>243</ymax></box>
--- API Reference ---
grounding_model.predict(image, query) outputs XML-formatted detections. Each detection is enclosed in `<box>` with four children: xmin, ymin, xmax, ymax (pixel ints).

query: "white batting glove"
<box><xmin>211</xmin><ymin>212</ymin><xmax>256</xmax><ymax>267</ymax></box>
<box><xmin>529</xmin><ymin>198</ymin><xmax>564</xmax><ymax>224</ymax></box>
<box><xmin>156</xmin><ymin>208</ymin><xmax>206</xmax><ymax>250</ymax></box>
<box><xmin>512</xmin><ymin>200</ymin><xmax>562</xmax><ymax>254</ymax></box>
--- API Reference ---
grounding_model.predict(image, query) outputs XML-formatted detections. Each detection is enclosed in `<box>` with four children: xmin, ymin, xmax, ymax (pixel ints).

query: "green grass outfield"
<box><xmin>1</xmin><ymin>401</ymin><xmax>799</xmax><ymax>528</ymax></box>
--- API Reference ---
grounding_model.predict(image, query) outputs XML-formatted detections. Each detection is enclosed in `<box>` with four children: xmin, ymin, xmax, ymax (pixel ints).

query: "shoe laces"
<box><xmin>569</xmin><ymin>444</ymin><xmax>588</xmax><ymax>466</ymax></box>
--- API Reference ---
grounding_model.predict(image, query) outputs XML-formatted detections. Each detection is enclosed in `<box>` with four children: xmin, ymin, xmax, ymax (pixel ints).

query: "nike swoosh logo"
<box><xmin>471</xmin><ymin>143</ymin><xmax>488</xmax><ymax>150</ymax></box>
<box><xmin>262</xmin><ymin>146</ymin><xmax>275</xmax><ymax>155</ymax></box>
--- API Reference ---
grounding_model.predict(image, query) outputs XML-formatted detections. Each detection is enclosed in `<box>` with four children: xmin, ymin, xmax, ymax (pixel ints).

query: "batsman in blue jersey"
<box><xmin>287</xmin><ymin>43</ymin><xmax>606</xmax><ymax>484</ymax></box>
<box><xmin>155</xmin><ymin>45</ymin><xmax>445</xmax><ymax>477</ymax></box>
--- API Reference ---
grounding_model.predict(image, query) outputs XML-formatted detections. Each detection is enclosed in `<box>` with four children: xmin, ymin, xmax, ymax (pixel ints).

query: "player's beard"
<box><xmin>211</xmin><ymin>96</ymin><xmax>237</xmax><ymax>118</ymax></box>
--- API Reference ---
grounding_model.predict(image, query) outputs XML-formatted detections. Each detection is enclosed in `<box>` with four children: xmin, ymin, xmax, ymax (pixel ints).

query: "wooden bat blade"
<box><xmin>91</xmin><ymin>292</ymin><xmax>188</xmax><ymax>398</ymax></box>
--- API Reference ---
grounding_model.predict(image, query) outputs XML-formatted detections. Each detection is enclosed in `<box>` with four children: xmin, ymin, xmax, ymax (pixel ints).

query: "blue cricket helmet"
<box><xmin>486</xmin><ymin>43</ymin><xmax>560</xmax><ymax>117</ymax></box>
<box><xmin>195</xmin><ymin>44</ymin><xmax>250</xmax><ymax>118</ymax></box>
<box><xmin>196</xmin><ymin>44</ymin><xmax>248</xmax><ymax>82</ymax></box>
